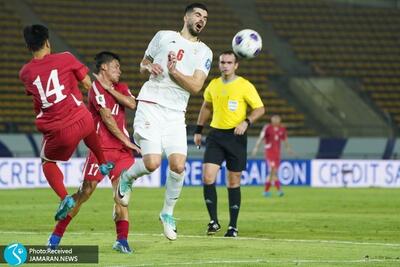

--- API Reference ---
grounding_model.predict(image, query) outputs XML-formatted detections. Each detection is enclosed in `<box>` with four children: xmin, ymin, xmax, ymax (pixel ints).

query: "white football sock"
<box><xmin>125</xmin><ymin>159</ymin><xmax>151</xmax><ymax>181</ymax></box>
<box><xmin>161</xmin><ymin>169</ymin><xmax>185</xmax><ymax>215</ymax></box>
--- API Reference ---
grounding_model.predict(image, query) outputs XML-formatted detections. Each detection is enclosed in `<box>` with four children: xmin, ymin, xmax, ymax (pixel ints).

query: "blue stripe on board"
<box><xmin>317</xmin><ymin>138</ymin><xmax>347</xmax><ymax>159</ymax></box>
<box><xmin>382</xmin><ymin>138</ymin><xmax>396</xmax><ymax>159</ymax></box>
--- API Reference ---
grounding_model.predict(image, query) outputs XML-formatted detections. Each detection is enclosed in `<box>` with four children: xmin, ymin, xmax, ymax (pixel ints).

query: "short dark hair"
<box><xmin>23</xmin><ymin>24</ymin><xmax>49</xmax><ymax>52</ymax></box>
<box><xmin>184</xmin><ymin>3</ymin><xmax>208</xmax><ymax>14</ymax></box>
<box><xmin>94</xmin><ymin>51</ymin><xmax>120</xmax><ymax>74</ymax></box>
<box><xmin>220</xmin><ymin>50</ymin><xmax>239</xmax><ymax>62</ymax></box>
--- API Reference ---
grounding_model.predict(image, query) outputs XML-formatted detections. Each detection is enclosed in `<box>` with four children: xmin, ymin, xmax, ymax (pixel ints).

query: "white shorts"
<box><xmin>133</xmin><ymin>101</ymin><xmax>187</xmax><ymax>157</ymax></box>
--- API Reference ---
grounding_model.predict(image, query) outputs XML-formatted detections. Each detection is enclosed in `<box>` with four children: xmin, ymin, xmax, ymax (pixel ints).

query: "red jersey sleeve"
<box><xmin>116</xmin><ymin>83</ymin><xmax>134</xmax><ymax>97</ymax></box>
<box><xmin>64</xmin><ymin>52</ymin><xmax>89</xmax><ymax>81</ymax></box>
<box><xmin>19</xmin><ymin>65</ymin><xmax>31</xmax><ymax>96</ymax></box>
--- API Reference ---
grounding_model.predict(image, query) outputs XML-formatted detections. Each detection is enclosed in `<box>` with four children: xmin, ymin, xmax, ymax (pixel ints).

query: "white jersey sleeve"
<box><xmin>196</xmin><ymin>46</ymin><xmax>213</xmax><ymax>76</ymax></box>
<box><xmin>144</xmin><ymin>30</ymin><xmax>165</xmax><ymax>61</ymax></box>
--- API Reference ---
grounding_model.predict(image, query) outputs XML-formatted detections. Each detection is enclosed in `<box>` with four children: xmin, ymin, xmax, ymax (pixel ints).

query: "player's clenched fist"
<box><xmin>167</xmin><ymin>51</ymin><xmax>177</xmax><ymax>73</ymax></box>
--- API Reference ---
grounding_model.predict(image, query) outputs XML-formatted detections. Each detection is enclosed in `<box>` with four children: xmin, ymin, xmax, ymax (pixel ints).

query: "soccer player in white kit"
<box><xmin>117</xmin><ymin>3</ymin><xmax>212</xmax><ymax>241</ymax></box>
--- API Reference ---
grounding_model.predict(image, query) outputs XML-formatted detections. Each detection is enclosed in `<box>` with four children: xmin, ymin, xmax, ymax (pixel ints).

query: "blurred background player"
<box><xmin>252</xmin><ymin>114</ymin><xmax>293</xmax><ymax>197</ymax></box>
<box><xmin>116</xmin><ymin>3</ymin><xmax>213</xmax><ymax>241</ymax></box>
<box><xmin>19</xmin><ymin>24</ymin><xmax>113</xmax><ymax>221</ymax></box>
<box><xmin>194</xmin><ymin>51</ymin><xmax>265</xmax><ymax>237</ymax></box>
<box><xmin>47</xmin><ymin>51</ymin><xmax>140</xmax><ymax>253</ymax></box>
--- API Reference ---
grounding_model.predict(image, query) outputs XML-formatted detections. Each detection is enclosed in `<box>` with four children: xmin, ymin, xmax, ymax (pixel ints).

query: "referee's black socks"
<box><xmin>228</xmin><ymin>187</ymin><xmax>241</xmax><ymax>229</ymax></box>
<box><xmin>203</xmin><ymin>183</ymin><xmax>218</xmax><ymax>223</ymax></box>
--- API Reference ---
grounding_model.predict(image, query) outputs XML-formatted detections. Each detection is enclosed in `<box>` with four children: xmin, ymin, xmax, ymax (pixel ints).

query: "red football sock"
<box><xmin>275</xmin><ymin>180</ymin><xmax>281</xmax><ymax>190</ymax></box>
<box><xmin>116</xmin><ymin>220</ymin><xmax>129</xmax><ymax>240</ymax></box>
<box><xmin>53</xmin><ymin>215</ymin><xmax>72</xmax><ymax>237</ymax></box>
<box><xmin>42</xmin><ymin>161</ymin><xmax>68</xmax><ymax>200</ymax></box>
<box><xmin>264</xmin><ymin>181</ymin><xmax>272</xmax><ymax>192</ymax></box>
<box><xmin>83</xmin><ymin>130</ymin><xmax>106</xmax><ymax>164</ymax></box>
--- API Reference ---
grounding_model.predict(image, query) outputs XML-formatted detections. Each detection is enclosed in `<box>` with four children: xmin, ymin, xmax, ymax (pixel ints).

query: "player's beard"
<box><xmin>187</xmin><ymin>23</ymin><xmax>200</xmax><ymax>37</ymax></box>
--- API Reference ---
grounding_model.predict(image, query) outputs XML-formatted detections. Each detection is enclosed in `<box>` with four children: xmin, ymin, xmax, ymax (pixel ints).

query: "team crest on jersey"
<box><xmin>205</xmin><ymin>59</ymin><xmax>211</xmax><ymax>70</ymax></box>
<box><xmin>95</xmin><ymin>94</ymin><xmax>106</xmax><ymax>108</ymax></box>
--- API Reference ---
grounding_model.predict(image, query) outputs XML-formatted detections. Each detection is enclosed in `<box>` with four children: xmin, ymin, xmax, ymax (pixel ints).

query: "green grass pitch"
<box><xmin>1</xmin><ymin>187</ymin><xmax>399</xmax><ymax>266</ymax></box>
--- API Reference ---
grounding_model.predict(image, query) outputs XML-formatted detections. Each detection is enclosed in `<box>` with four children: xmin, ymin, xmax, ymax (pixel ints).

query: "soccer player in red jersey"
<box><xmin>47</xmin><ymin>51</ymin><xmax>140</xmax><ymax>253</ymax></box>
<box><xmin>19</xmin><ymin>25</ymin><xmax>113</xmax><ymax>220</ymax></box>
<box><xmin>252</xmin><ymin>115</ymin><xmax>293</xmax><ymax>197</ymax></box>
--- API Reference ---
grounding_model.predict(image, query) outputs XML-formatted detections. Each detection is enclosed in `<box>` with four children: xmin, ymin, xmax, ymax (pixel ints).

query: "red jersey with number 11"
<box><xmin>88</xmin><ymin>81</ymin><xmax>133</xmax><ymax>150</ymax></box>
<box><xmin>19</xmin><ymin>52</ymin><xmax>90</xmax><ymax>133</ymax></box>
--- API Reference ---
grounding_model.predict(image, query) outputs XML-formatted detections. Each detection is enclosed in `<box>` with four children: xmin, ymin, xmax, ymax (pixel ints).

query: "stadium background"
<box><xmin>0</xmin><ymin>0</ymin><xmax>400</xmax><ymax>266</ymax></box>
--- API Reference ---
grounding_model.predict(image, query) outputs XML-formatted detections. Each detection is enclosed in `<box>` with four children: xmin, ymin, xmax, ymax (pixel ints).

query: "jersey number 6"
<box><xmin>177</xmin><ymin>49</ymin><xmax>184</xmax><ymax>61</ymax></box>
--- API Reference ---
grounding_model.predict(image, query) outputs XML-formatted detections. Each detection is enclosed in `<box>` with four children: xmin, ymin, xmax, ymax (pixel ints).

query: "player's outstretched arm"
<box><xmin>194</xmin><ymin>101</ymin><xmax>213</xmax><ymax>147</ymax></box>
<box><xmin>99</xmin><ymin>107</ymin><xmax>140</xmax><ymax>153</ymax></box>
<box><xmin>284</xmin><ymin>139</ymin><xmax>294</xmax><ymax>156</ymax></box>
<box><xmin>93</xmin><ymin>73</ymin><xmax>136</xmax><ymax>110</ymax></box>
<box><xmin>197</xmin><ymin>100</ymin><xmax>213</xmax><ymax>126</ymax></box>
<box><xmin>251</xmin><ymin>125</ymin><xmax>266</xmax><ymax>157</ymax></box>
<box><xmin>104</xmin><ymin>87</ymin><xmax>136</xmax><ymax>110</ymax></box>
<box><xmin>167</xmin><ymin>52</ymin><xmax>207</xmax><ymax>94</ymax></box>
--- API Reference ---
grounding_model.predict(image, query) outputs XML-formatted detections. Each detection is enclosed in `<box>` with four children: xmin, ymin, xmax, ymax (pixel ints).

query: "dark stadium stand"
<box><xmin>7</xmin><ymin>0</ymin><xmax>399</xmax><ymax>136</ymax></box>
<box><xmin>256</xmin><ymin>0</ymin><xmax>400</xmax><ymax>129</ymax></box>
<box><xmin>0</xmin><ymin>0</ymin><xmax>34</xmax><ymax>133</ymax></box>
<box><xmin>20</xmin><ymin>0</ymin><xmax>311</xmax><ymax>136</ymax></box>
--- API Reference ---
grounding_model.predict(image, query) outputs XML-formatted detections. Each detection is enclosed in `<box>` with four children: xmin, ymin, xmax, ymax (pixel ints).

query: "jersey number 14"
<box><xmin>33</xmin><ymin>69</ymin><xmax>67</xmax><ymax>108</ymax></box>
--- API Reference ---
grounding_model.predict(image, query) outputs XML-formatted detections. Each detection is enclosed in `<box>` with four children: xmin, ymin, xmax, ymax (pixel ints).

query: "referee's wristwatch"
<box><xmin>244</xmin><ymin>118</ymin><xmax>251</xmax><ymax>127</ymax></box>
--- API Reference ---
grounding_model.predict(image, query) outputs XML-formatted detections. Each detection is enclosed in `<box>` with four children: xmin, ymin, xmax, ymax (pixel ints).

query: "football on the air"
<box><xmin>232</xmin><ymin>29</ymin><xmax>262</xmax><ymax>59</ymax></box>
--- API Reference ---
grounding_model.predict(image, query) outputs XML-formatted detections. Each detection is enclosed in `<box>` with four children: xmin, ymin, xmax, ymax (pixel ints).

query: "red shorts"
<box><xmin>265</xmin><ymin>151</ymin><xmax>280</xmax><ymax>169</ymax></box>
<box><xmin>83</xmin><ymin>148</ymin><xmax>134</xmax><ymax>182</ymax></box>
<box><xmin>267</xmin><ymin>157</ymin><xmax>280</xmax><ymax>169</ymax></box>
<box><xmin>41</xmin><ymin>113</ymin><xmax>94</xmax><ymax>161</ymax></box>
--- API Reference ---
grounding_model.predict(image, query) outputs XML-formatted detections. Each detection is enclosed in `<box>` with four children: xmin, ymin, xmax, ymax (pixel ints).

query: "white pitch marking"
<box><xmin>0</xmin><ymin>231</ymin><xmax>399</xmax><ymax>248</ymax></box>
<box><xmin>99</xmin><ymin>258</ymin><xmax>400</xmax><ymax>267</ymax></box>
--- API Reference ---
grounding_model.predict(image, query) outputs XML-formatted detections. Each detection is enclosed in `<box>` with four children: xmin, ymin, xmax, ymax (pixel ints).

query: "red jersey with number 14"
<box><xmin>19</xmin><ymin>52</ymin><xmax>89</xmax><ymax>133</ymax></box>
<box><xmin>264</xmin><ymin>124</ymin><xmax>287</xmax><ymax>159</ymax></box>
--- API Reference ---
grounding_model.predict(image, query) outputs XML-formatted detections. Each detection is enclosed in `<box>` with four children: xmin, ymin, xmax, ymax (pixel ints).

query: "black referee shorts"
<box><xmin>203</xmin><ymin>128</ymin><xmax>247</xmax><ymax>172</ymax></box>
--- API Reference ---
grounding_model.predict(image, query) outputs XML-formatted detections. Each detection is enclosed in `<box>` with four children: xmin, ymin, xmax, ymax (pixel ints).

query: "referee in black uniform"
<box><xmin>194</xmin><ymin>51</ymin><xmax>265</xmax><ymax>237</ymax></box>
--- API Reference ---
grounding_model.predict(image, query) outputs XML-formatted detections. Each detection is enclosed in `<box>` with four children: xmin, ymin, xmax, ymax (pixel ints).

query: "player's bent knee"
<box><xmin>169</xmin><ymin>164</ymin><xmax>185</xmax><ymax>174</ymax></box>
<box><xmin>143</xmin><ymin>157</ymin><xmax>161</xmax><ymax>172</ymax></box>
<box><xmin>227</xmin><ymin>180</ymin><xmax>241</xmax><ymax>188</ymax></box>
<box><xmin>145</xmin><ymin>162</ymin><xmax>160</xmax><ymax>172</ymax></box>
<box><xmin>227</xmin><ymin>172</ymin><xmax>241</xmax><ymax>188</ymax></box>
<box><xmin>203</xmin><ymin>175</ymin><xmax>216</xmax><ymax>185</ymax></box>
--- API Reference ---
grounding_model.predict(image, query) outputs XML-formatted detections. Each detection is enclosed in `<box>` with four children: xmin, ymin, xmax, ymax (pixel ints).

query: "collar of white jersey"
<box><xmin>177</xmin><ymin>31</ymin><xmax>201</xmax><ymax>43</ymax></box>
